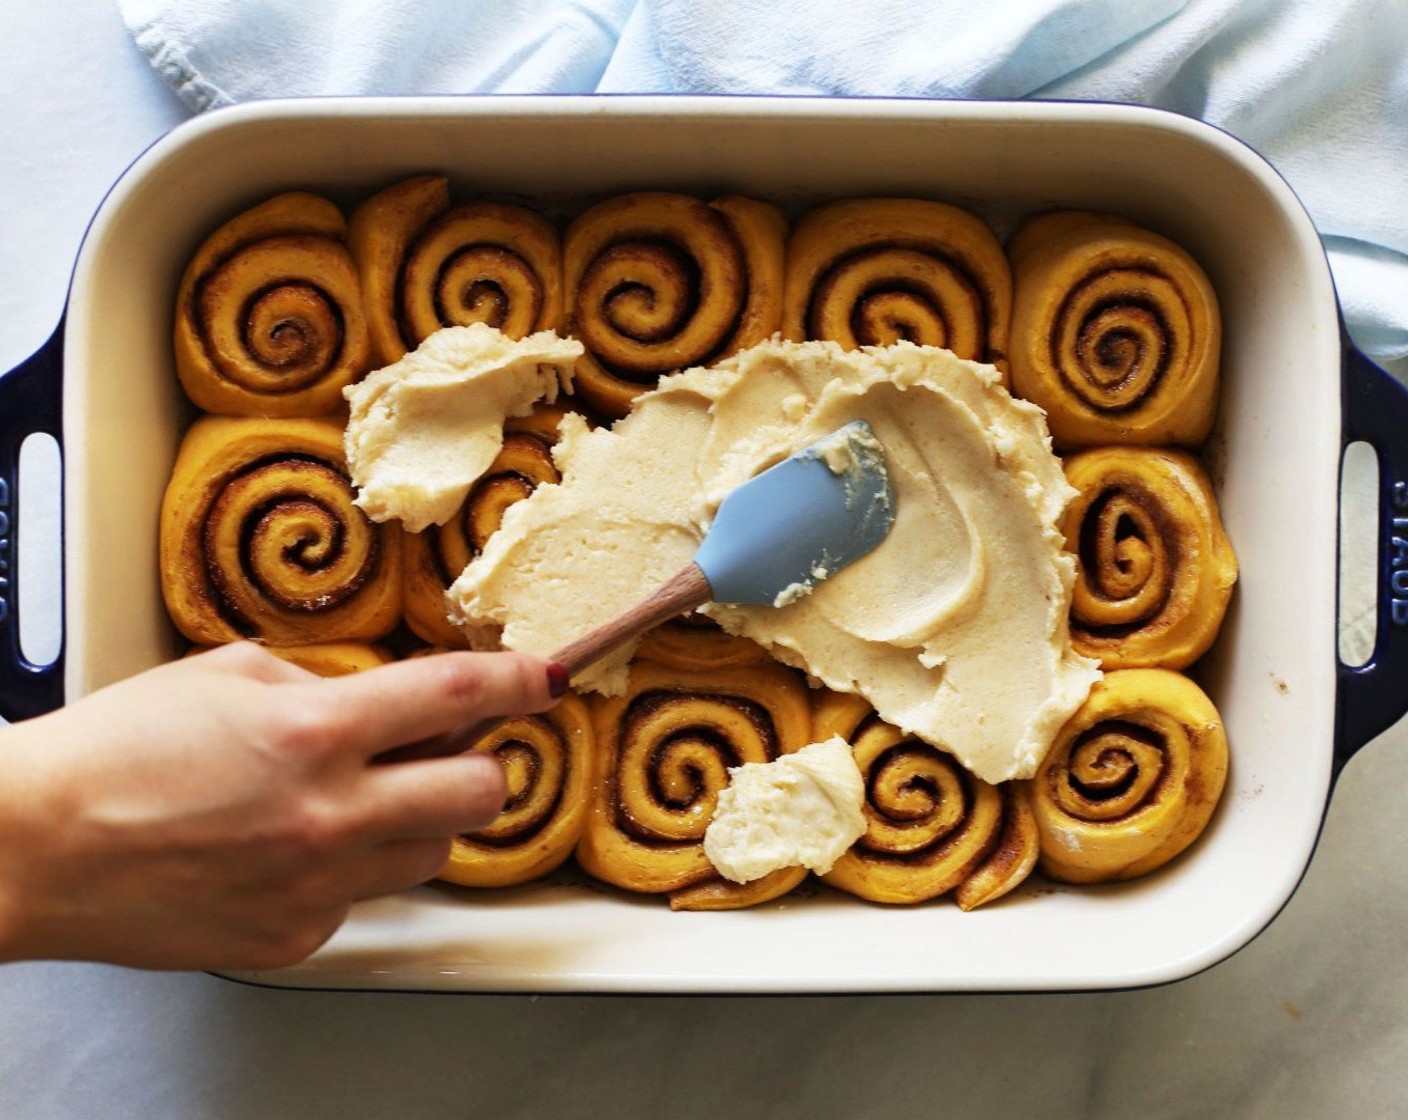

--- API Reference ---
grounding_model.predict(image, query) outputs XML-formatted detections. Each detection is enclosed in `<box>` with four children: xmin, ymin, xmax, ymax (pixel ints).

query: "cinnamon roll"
<box><xmin>268</xmin><ymin>641</ymin><xmax>394</xmax><ymax>676</ymax></box>
<box><xmin>402</xmin><ymin>403</ymin><xmax>568</xmax><ymax>647</ymax></box>
<box><xmin>1032</xmin><ymin>668</ymin><xmax>1229</xmax><ymax>884</ymax></box>
<box><xmin>1064</xmin><ymin>446</ymin><xmax>1237</xmax><ymax>669</ymax></box>
<box><xmin>160</xmin><ymin>416</ymin><xmax>402</xmax><ymax>646</ymax></box>
<box><xmin>174</xmin><ymin>192</ymin><xmax>372</xmax><ymax>417</ymax></box>
<box><xmin>438</xmin><ymin>692</ymin><xmax>595</xmax><ymax>888</ymax></box>
<box><xmin>953</xmin><ymin>782</ymin><xmax>1040</xmax><ymax>912</ymax></box>
<box><xmin>812</xmin><ymin>691</ymin><xmax>1015</xmax><ymax>905</ymax></box>
<box><xmin>348</xmin><ymin>174</ymin><xmax>564</xmax><ymax>366</ymax></box>
<box><xmin>782</xmin><ymin>198</ymin><xmax>1011</xmax><ymax>374</ymax></box>
<box><xmin>575</xmin><ymin>659</ymin><xmax>813</xmax><ymax>910</ymax></box>
<box><xmin>1008</xmin><ymin>210</ymin><xmax>1221</xmax><ymax>448</ymax></box>
<box><xmin>563</xmin><ymin>192</ymin><xmax>787</xmax><ymax>417</ymax></box>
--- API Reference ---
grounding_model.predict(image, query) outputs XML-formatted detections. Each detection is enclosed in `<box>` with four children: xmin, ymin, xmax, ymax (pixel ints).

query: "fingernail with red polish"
<box><xmin>547</xmin><ymin>662</ymin><xmax>570</xmax><ymax>699</ymax></box>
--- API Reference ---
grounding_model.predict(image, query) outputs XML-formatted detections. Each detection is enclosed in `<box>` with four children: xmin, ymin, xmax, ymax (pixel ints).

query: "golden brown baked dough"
<box><xmin>402</xmin><ymin>402</ymin><xmax>568</xmax><ymax>647</ymax></box>
<box><xmin>1008</xmin><ymin>210</ymin><xmax>1221</xmax><ymax>448</ymax></box>
<box><xmin>1032</xmin><ymin>668</ymin><xmax>1229</xmax><ymax>884</ymax></box>
<box><xmin>811</xmin><ymin>692</ymin><xmax>1020</xmax><ymax>906</ymax></box>
<box><xmin>160</xmin><ymin>415</ymin><xmax>402</xmax><ymax>646</ymax></box>
<box><xmin>266</xmin><ymin>641</ymin><xmax>394</xmax><ymax>675</ymax></box>
<box><xmin>575</xmin><ymin>658</ymin><xmax>813</xmax><ymax>910</ymax></box>
<box><xmin>782</xmin><ymin>198</ymin><xmax>1012</xmax><ymax>375</ymax></box>
<box><xmin>348</xmin><ymin>174</ymin><xmax>564</xmax><ymax>367</ymax></box>
<box><xmin>563</xmin><ymin>192</ymin><xmax>786</xmax><ymax>418</ymax></box>
<box><xmin>438</xmin><ymin>692</ymin><xmax>596</xmax><ymax>888</ymax></box>
<box><xmin>174</xmin><ymin>192</ymin><xmax>372</xmax><ymax>417</ymax></box>
<box><xmin>1064</xmin><ymin>446</ymin><xmax>1237</xmax><ymax>669</ymax></box>
<box><xmin>952</xmin><ymin>781</ymin><xmax>1040</xmax><ymax>911</ymax></box>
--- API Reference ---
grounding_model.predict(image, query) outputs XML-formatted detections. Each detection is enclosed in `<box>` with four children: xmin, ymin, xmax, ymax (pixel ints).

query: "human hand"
<box><xmin>0</xmin><ymin>642</ymin><xmax>561</xmax><ymax>971</ymax></box>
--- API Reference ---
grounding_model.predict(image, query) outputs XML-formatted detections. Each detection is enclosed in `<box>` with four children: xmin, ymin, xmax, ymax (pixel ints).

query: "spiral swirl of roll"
<box><xmin>174</xmin><ymin>192</ymin><xmax>372</xmax><ymax>417</ymax></box>
<box><xmin>1032</xmin><ymin>668</ymin><xmax>1229</xmax><ymax>884</ymax></box>
<box><xmin>159</xmin><ymin>416</ymin><xmax>401</xmax><ymax>646</ymax></box>
<box><xmin>563</xmin><ymin>192</ymin><xmax>787</xmax><ymax>418</ymax></box>
<box><xmin>349</xmin><ymin>174</ymin><xmax>564</xmax><ymax>366</ymax></box>
<box><xmin>1064</xmin><ymin>446</ymin><xmax>1237</xmax><ymax>669</ymax></box>
<box><xmin>402</xmin><ymin>403</ymin><xmax>568</xmax><ymax>647</ymax></box>
<box><xmin>1008</xmin><ymin>210</ymin><xmax>1221</xmax><ymax>448</ymax></box>
<box><xmin>438</xmin><ymin>692</ymin><xmax>595</xmax><ymax>888</ymax></box>
<box><xmin>782</xmin><ymin>198</ymin><xmax>1012</xmax><ymax>374</ymax></box>
<box><xmin>953</xmin><ymin>782</ymin><xmax>1040</xmax><ymax>911</ymax></box>
<box><xmin>811</xmin><ymin>691</ymin><xmax>1011</xmax><ymax>904</ymax></box>
<box><xmin>575</xmin><ymin>659</ymin><xmax>813</xmax><ymax>910</ymax></box>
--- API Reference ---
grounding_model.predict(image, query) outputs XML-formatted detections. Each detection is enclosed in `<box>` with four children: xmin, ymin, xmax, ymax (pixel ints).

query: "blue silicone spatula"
<box><xmin>549</xmin><ymin>419</ymin><xmax>895</xmax><ymax>679</ymax></box>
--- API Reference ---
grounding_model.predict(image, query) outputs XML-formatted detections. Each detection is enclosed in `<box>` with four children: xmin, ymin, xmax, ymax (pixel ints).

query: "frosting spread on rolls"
<box><xmin>448</xmin><ymin>335</ymin><xmax>1100</xmax><ymax>784</ymax></box>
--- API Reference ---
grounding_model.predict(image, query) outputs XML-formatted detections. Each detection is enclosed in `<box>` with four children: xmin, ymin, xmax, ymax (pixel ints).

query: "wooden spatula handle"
<box><xmin>549</xmin><ymin>562</ymin><xmax>712</xmax><ymax>677</ymax></box>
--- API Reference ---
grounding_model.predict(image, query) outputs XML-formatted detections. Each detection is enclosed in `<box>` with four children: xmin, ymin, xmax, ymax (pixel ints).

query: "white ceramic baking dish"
<box><xmin>2</xmin><ymin>96</ymin><xmax>1405</xmax><ymax>993</ymax></box>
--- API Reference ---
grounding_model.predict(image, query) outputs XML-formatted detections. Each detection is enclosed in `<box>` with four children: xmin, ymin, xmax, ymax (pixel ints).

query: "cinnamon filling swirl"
<box><xmin>613</xmin><ymin>690</ymin><xmax>771</xmax><ymax>846</ymax></box>
<box><xmin>159</xmin><ymin>416</ymin><xmax>401</xmax><ymax>646</ymax></box>
<box><xmin>1064</xmin><ymin>446</ymin><xmax>1237</xmax><ymax>669</ymax></box>
<box><xmin>564</xmin><ymin>192</ymin><xmax>787</xmax><ymax>417</ymax></box>
<box><xmin>1009</xmin><ymin>210</ymin><xmax>1220</xmax><ymax>448</ymax></box>
<box><xmin>1032</xmin><ymin>668</ymin><xmax>1229</xmax><ymax>884</ymax></box>
<box><xmin>402</xmin><ymin>407</ymin><xmax>566</xmax><ymax>648</ymax></box>
<box><xmin>575</xmin><ymin>660</ymin><xmax>813</xmax><ymax>908</ymax></box>
<box><xmin>440</xmin><ymin>693</ymin><xmax>595</xmax><ymax>889</ymax></box>
<box><xmin>821</xmin><ymin>717</ymin><xmax>1004</xmax><ymax>904</ymax></box>
<box><xmin>783</xmin><ymin>198</ymin><xmax>1011</xmax><ymax>375</ymax></box>
<box><xmin>202</xmin><ymin>454</ymin><xmax>378</xmax><ymax>632</ymax></box>
<box><xmin>175</xmin><ymin>192</ymin><xmax>371</xmax><ymax>417</ymax></box>
<box><xmin>350</xmin><ymin>175</ymin><xmax>563</xmax><ymax>365</ymax></box>
<box><xmin>398</xmin><ymin>203</ymin><xmax>562</xmax><ymax>346</ymax></box>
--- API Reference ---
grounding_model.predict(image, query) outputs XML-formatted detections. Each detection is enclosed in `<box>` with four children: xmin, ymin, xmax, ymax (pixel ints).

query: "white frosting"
<box><xmin>342</xmin><ymin>323</ymin><xmax>582</xmax><ymax>532</ymax></box>
<box><xmin>447</xmin><ymin>336</ymin><xmax>1101</xmax><ymax>783</ymax></box>
<box><xmin>703</xmin><ymin>737</ymin><xmax>867</xmax><ymax>883</ymax></box>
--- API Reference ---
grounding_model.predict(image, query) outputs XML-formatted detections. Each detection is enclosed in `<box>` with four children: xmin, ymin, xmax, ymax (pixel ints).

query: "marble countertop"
<box><xmin>3</xmin><ymin>5</ymin><xmax>1407</xmax><ymax>1118</ymax></box>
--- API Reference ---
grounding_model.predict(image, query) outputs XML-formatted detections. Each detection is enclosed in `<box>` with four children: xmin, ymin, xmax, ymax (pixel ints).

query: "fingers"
<box><xmin>272</xmin><ymin>756</ymin><xmax>503</xmax><ymax>916</ymax></box>
<box><xmin>356</xmin><ymin>752</ymin><xmax>509</xmax><ymax>841</ymax></box>
<box><xmin>293</xmin><ymin>651</ymin><xmax>559</xmax><ymax>758</ymax></box>
<box><xmin>350</xmin><ymin>837</ymin><xmax>456</xmax><ymax>901</ymax></box>
<box><xmin>195</xmin><ymin>640</ymin><xmax>317</xmax><ymax>684</ymax></box>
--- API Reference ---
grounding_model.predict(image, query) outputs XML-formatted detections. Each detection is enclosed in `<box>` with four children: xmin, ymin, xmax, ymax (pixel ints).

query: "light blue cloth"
<box><xmin>119</xmin><ymin>0</ymin><xmax>1408</xmax><ymax>367</ymax></box>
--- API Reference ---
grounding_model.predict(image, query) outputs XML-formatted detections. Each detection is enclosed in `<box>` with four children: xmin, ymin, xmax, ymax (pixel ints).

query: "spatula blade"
<box><xmin>694</xmin><ymin>420</ymin><xmax>894</xmax><ymax>606</ymax></box>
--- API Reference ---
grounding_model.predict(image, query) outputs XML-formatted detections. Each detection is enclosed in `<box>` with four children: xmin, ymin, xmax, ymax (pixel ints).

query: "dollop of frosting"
<box><xmin>343</xmin><ymin>323</ymin><xmax>582</xmax><ymax>532</ymax></box>
<box><xmin>703</xmin><ymin>737</ymin><xmax>867</xmax><ymax>883</ymax></box>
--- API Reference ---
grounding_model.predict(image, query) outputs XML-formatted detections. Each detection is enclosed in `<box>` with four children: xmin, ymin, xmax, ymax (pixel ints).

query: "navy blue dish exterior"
<box><xmin>1335</xmin><ymin>340</ymin><xmax>1408</xmax><ymax>768</ymax></box>
<box><xmin>0</xmin><ymin>322</ymin><xmax>65</xmax><ymax>722</ymax></box>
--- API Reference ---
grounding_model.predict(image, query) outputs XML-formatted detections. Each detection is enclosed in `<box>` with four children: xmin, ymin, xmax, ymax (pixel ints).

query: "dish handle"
<box><xmin>1336</xmin><ymin>343</ymin><xmax>1408</xmax><ymax>765</ymax></box>
<box><xmin>0</xmin><ymin>322</ymin><xmax>65</xmax><ymax>722</ymax></box>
